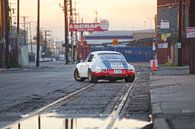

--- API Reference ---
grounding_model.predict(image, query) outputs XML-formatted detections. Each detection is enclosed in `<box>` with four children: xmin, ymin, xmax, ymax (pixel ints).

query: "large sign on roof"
<box><xmin>69</xmin><ymin>19</ymin><xmax>109</xmax><ymax>32</ymax></box>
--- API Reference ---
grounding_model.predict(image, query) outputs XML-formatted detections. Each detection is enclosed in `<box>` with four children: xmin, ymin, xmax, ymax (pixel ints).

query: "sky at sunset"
<box><xmin>9</xmin><ymin>0</ymin><xmax>157</xmax><ymax>41</ymax></box>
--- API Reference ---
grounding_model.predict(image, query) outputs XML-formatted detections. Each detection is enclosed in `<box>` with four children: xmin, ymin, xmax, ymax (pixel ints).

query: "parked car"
<box><xmin>74</xmin><ymin>51</ymin><xmax>135</xmax><ymax>83</ymax></box>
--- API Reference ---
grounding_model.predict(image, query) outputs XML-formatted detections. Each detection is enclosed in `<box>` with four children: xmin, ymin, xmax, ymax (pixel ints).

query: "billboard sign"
<box><xmin>69</xmin><ymin>19</ymin><xmax>109</xmax><ymax>32</ymax></box>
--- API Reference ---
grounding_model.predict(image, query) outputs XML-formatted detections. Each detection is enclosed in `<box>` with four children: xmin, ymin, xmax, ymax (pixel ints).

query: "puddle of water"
<box><xmin>4</xmin><ymin>113</ymin><xmax>151</xmax><ymax>129</ymax></box>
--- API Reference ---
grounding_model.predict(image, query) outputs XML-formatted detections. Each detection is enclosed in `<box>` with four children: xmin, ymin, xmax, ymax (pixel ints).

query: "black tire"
<box><xmin>88</xmin><ymin>69</ymin><xmax>98</xmax><ymax>83</ymax></box>
<box><xmin>74</xmin><ymin>68</ymin><xmax>85</xmax><ymax>82</ymax></box>
<box><xmin>125</xmin><ymin>75</ymin><xmax>135</xmax><ymax>82</ymax></box>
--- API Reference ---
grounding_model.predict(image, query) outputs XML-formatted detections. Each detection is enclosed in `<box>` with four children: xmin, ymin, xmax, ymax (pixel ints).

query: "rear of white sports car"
<box><xmin>73</xmin><ymin>51</ymin><xmax>135</xmax><ymax>83</ymax></box>
<box><xmin>89</xmin><ymin>53</ymin><xmax>135</xmax><ymax>82</ymax></box>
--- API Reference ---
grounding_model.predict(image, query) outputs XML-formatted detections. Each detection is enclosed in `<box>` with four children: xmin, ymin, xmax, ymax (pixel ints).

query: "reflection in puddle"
<box><xmin>5</xmin><ymin>113</ymin><xmax>151</xmax><ymax>129</ymax></box>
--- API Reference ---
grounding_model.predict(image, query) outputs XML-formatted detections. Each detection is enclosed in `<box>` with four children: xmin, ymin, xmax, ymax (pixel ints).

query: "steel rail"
<box><xmin>21</xmin><ymin>83</ymin><xmax>96</xmax><ymax>119</ymax></box>
<box><xmin>105</xmin><ymin>79</ymin><xmax>137</xmax><ymax>129</ymax></box>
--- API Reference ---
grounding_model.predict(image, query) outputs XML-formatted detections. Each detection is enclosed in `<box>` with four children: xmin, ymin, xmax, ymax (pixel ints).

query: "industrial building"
<box><xmin>157</xmin><ymin>0</ymin><xmax>190</xmax><ymax>64</ymax></box>
<box><xmin>76</xmin><ymin>30</ymin><xmax>156</xmax><ymax>62</ymax></box>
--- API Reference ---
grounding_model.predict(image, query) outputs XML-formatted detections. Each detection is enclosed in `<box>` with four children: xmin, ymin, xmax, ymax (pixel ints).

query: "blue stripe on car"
<box><xmin>102</xmin><ymin>60</ymin><xmax>111</xmax><ymax>69</ymax></box>
<box><xmin>122</xmin><ymin>62</ymin><xmax>128</xmax><ymax>69</ymax></box>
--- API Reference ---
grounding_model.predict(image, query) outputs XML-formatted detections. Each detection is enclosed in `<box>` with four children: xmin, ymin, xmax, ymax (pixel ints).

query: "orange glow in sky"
<box><xmin>9</xmin><ymin>0</ymin><xmax>157</xmax><ymax>40</ymax></box>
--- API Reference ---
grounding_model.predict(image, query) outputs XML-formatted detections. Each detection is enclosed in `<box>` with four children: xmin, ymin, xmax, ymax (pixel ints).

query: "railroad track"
<box><xmin>105</xmin><ymin>79</ymin><xmax>137</xmax><ymax>129</ymax></box>
<box><xmin>21</xmin><ymin>83</ymin><xmax>97</xmax><ymax>119</ymax></box>
<box><xmin>3</xmin><ymin>80</ymin><xmax>137</xmax><ymax>129</ymax></box>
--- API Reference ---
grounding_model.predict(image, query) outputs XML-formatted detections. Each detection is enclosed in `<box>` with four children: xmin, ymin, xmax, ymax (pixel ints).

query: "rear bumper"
<box><xmin>92</xmin><ymin>69</ymin><xmax>135</xmax><ymax>78</ymax></box>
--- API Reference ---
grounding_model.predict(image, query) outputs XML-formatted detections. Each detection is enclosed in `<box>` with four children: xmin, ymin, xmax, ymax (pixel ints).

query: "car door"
<box><xmin>79</xmin><ymin>54</ymin><xmax>94</xmax><ymax>77</ymax></box>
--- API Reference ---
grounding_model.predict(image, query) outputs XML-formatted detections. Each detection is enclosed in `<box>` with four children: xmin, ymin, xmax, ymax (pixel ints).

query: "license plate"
<box><xmin>114</xmin><ymin>69</ymin><xmax>122</xmax><ymax>74</ymax></box>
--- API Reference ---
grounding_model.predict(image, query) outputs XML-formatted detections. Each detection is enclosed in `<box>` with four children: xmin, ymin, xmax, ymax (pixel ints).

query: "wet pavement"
<box><xmin>0</xmin><ymin>62</ymin><xmax>152</xmax><ymax>129</ymax></box>
<box><xmin>4</xmin><ymin>113</ymin><xmax>151</xmax><ymax>129</ymax></box>
<box><xmin>1</xmin><ymin>62</ymin><xmax>195</xmax><ymax>129</ymax></box>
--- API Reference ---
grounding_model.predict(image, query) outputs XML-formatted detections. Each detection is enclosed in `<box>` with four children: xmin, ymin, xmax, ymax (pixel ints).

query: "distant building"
<box><xmin>84</xmin><ymin>31</ymin><xmax>133</xmax><ymax>46</ymax></box>
<box><xmin>84</xmin><ymin>30</ymin><xmax>156</xmax><ymax>46</ymax></box>
<box><xmin>133</xmin><ymin>30</ymin><xmax>156</xmax><ymax>41</ymax></box>
<box><xmin>10</xmin><ymin>26</ymin><xmax>29</xmax><ymax>66</ymax></box>
<box><xmin>76</xmin><ymin>30</ymin><xmax>156</xmax><ymax>62</ymax></box>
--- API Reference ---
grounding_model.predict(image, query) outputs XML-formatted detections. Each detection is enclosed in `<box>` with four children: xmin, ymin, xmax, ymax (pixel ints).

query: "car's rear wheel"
<box><xmin>88</xmin><ymin>69</ymin><xmax>98</xmax><ymax>83</ymax></box>
<box><xmin>74</xmin><ymin>68</ymin><xmax>86</xmax><ymax>82</ymax></box>
<box><xmin>125</xmin><ymin>75</ymin><xmax>135</xmax><ymax>82</ymax></box>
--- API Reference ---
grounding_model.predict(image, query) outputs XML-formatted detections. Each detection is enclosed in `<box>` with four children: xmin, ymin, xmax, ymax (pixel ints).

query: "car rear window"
<box><xmin>98</xmin><ymin>53</ymin><xmax>126</xmax><ymax>61</ymax></box>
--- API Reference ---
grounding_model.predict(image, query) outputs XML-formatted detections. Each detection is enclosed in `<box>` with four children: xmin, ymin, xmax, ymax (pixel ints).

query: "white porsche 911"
<box><xmin>74</xmin><ymin>51</ymin><xmax>135</xmax><ymax>83</ymax></box>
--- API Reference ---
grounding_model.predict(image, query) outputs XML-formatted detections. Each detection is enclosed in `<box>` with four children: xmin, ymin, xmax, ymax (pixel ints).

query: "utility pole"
<box><xmin>5</xmin><ymin>0</ymin><xmax>10</xmax><ymax>69</ymax></box>
<box><xmin>189</xmin><ymin>0</ymin><xmax>195</xmax><ymax>74</ymax></box>
<box><xmin>9</xmin><ymin>3</ymin><xmax>16</xmax><ymax>33</ymax></box>
<box><xmin>69</xmin><ymin>0</ymin><xmax>74</xmax><ymax>63</ymax></box>
<box><xmin>22</xmin><ymin>16</ymin><xmax>28</xmax><ymax>31</ymax></box>
<box><xmin>36</xmin><ymin>0</ymin><xmax>40</xmax><ymax>67</ymax></box>
<box><xmin>17</xmin><ymin>0</ymin><xmax>20</xmax><ymax>34</ymax></box>
<box><xmin>74</xmin><ymin>2</ymin><xmax>78</xmax><ymax>62</ymax></box>
<box><xmin>28</xmin><ymin>22</ymin><xmax>33</xmax><ymax>53</ymax></box>
<box><xmin>64</xmin><ymin>0</ymin><xmax>69</xmax><ymax>64</ymax></box>
<box><xmin>94</xmin><ymin>10</ymin><xmax>98</xmax><ymax>23</ymax></box>
<box><xmin>15</xmin><ymin>0</ymin><xmax>20</xmax><ymax>66</ymax></box>
<box><xmin>43</xmin><ymin>30</ymin><xmax>50</xmax><ymax>57</ymax></box>
<box><xmin>44</xmin><ymin>30</ymin><xmax>47</xmax><ymax>55</ymax></box>
<box><xmin>22</xmin><ymin>16</ymin><xmax>28</xmax><ymax>50</ymax></box>
<box><xmin>178</xmin><ymin>0</ymin><xmax>183</xmax><ymax>66</ymax></box>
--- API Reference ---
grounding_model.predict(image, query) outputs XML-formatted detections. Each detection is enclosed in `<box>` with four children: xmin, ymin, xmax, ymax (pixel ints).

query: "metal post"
<box><xmin>36</xmin><ymin>0</ymin><xmax>40</xmax><ymax>67</ymax></box>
